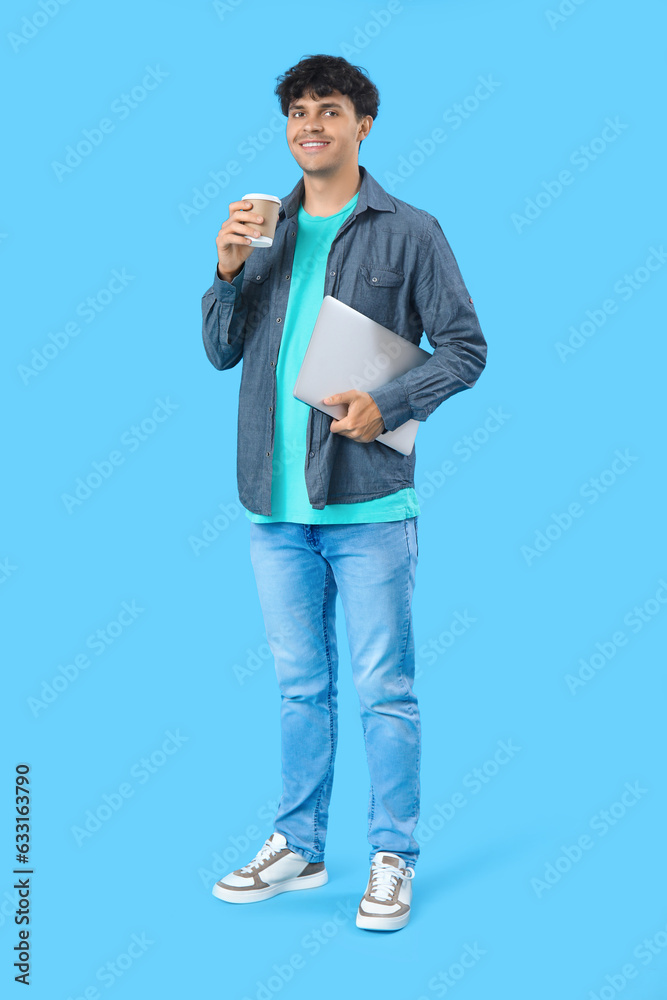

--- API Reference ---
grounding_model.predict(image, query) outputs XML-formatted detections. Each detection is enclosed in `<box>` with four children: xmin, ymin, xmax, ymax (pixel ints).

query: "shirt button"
<box><xmin>266</xmin><ymin>452</ymin><xmax>270</xmax><ymax>457</ymax></box>
<box><xmin>309</xmin><ymin>451</ymin><xmax>315</xmax><ymax>458</ymax></box>
<box><xmin>285</xmin><ymin>274</ymin><xmax>290</xmax><ymax>280</ymax></box>
<box><xmin>255</xmin><ymin>274</ymin><xmax>262</xmax><ymax>280</ymax></box>
<box><xmin>372</xmin><ymin>276</ymin><xmax>378</xmax><ymax>282</ymax></box>
<box><xmin>276</xmin><ymin>317</ymin><xmax>282</xmax><ymax>323</ymax></box>
<box><xmin>329</xmin><ymin>270</ymin><xmax>336</xmax><ymax>276</ymax></box>
<box><xmin>291</xmin><ymin>231</ymin><xmax>295</xmax><ymax>237</ymax></box>
<box><xmin>270</xmin><ymin>361</ymin><xmax>275</xmax><ymax>366</ymax></box>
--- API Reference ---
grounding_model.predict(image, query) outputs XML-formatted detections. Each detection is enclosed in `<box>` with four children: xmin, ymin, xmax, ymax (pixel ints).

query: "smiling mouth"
<box><xmin>299</xmin><ymin>141</ymin><xmax>331</xmax><ymax>149</ymax></box>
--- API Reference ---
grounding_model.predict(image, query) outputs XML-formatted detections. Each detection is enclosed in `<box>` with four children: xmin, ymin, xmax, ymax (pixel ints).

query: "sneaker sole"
<box><xmin>212</xmin><ymin>868</ymin><xmax>328</xmax><ymax>904</ymax></box>
<box><xmin>356</xmin><ymin>909</ymin><xmax>411</xmax><ymax>931</ymax></box>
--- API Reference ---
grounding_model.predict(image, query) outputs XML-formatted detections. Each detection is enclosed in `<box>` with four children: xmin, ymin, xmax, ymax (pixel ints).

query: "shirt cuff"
<box><xmin>367</xmin><ymin>381</ymin><xmax>413</xmax><ymax>432</ymax></box>
<box><xmin>213</xmin><ymin>262</ymin><xmax>245</xmax><ymax>300</ymax></box>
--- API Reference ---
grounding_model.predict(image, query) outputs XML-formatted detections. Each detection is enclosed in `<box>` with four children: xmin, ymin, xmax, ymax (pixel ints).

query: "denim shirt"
<box><xmin>201</xmin><ymin>165</ymin><xmax>487</xmax><ymax>515</ymax></box>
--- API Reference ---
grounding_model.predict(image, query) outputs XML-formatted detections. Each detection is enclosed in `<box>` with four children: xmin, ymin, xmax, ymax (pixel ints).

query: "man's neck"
<box><xmin>301</xmin><ymin>162</ymin><xmax>362</xmax><ymax>217</ymax></box>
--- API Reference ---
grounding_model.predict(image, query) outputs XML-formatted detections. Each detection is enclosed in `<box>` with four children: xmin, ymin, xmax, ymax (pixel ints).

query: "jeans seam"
<box><xmin>397</xmin><ymin>519</ymin><xmax>412</xmax><ymax>701</ymax></box>
<box><xmin>312</xmin><ymin>559</ymin><xmax>336</xmax><ymax>854</ymax></box>
<box><xmin>403</xmin><ymin>518</ymin><xmax>420</xmax><ymax>835</ymax></box>
<box><xmin>361</xmin><ymin>714</ymin><xmax>376</xmax><ymax>835</ymax></box>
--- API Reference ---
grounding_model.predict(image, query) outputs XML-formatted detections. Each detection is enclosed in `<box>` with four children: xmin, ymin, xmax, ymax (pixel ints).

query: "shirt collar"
<box><xmin>279</xmin><ymin>164</ymin><xmax>396</xmax><ymax>221</ymax></box>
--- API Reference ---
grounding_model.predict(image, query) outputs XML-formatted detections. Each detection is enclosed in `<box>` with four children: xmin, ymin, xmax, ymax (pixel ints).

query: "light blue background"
<box><xmin>3</xmin><ymin>1</ymin><xmax>666</xmax><ymax>998</ymax></box>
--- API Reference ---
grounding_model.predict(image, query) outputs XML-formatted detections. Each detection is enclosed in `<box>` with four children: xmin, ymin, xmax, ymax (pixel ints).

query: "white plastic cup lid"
<box><xmin>241</xmin><ymin>192</ymin><xmax>281</xmax><ymax>205</ymax></box>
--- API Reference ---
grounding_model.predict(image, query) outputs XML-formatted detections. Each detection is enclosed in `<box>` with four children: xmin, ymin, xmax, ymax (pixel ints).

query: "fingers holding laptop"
<box><xmin>324</xmin><ymin>390</ymin><xmax>385</xmax><ymax>443</ymax></box>
<box><xmin>215</xmin><ymin>200</ymin><xmax>265</xmax><ymax>282</ymax></box>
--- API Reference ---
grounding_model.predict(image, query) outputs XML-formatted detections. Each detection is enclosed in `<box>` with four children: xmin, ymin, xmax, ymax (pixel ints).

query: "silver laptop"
<box><xmin>292</xmin><ymin>296</ymin><xmax>432</xmax><ymax>455</ymax></box>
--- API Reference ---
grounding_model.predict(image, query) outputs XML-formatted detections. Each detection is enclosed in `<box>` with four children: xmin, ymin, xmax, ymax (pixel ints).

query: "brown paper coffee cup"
<box><xmin>241</xmin><ymin>193</ymin><xmax>281</xmax><ymax>247</ymax></box>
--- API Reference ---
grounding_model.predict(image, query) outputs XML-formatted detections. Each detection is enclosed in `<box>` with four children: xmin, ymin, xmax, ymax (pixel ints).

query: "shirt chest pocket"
<box><xmin>242</xmin><ymin>263</ymin><xmax>273</xmax><ymax>331</ymax></box>
<box><xmin>244</xmin><ymin>264</ymin><xmax>272</xmax><ymax>289</ymax></box>
<box><xmin>358</xmin><ymin>264</ymin><xmax>406</xmax><ymax>325</ymax></box>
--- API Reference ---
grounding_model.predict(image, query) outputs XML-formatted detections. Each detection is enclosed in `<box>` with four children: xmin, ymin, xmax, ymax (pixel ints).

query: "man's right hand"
<box><xmin>216</xmin><ymin>200</ymin><xmax>266</xmax><ymax>282</ymax></box>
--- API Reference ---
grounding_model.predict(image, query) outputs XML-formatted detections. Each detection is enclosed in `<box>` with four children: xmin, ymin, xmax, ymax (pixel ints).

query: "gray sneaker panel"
<box><xmin>218</xmin><ymin>872</ymin><xmax>271</xmax><ymax>891</ymax></box>
<box><xmin>297</xmin><ymin>861</ymin><xmax>326</xmax><ymax>876</ymax></box>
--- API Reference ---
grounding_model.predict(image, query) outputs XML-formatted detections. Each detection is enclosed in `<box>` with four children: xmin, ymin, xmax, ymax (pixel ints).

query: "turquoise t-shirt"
<box><xmin>246</xmin><ymin>192</ymin><xmax>420</xmax><ymax>524</ymax></box>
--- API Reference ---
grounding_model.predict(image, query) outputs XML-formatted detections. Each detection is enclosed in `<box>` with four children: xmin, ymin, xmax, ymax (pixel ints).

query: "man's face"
<box><xmin>286</xmin><ymin>89</ymin><xmax>372</xmax><ymax>177</ymax></box>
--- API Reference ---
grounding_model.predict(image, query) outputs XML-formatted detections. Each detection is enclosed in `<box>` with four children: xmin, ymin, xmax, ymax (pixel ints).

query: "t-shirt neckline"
<box><xmin>300</xmin><ymin>191</ymin><xmax>359</xmax><ymax>220</ymax></box>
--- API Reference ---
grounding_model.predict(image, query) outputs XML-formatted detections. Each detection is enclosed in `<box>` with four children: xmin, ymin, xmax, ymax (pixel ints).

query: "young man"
<box><xmin>202</xmin><ymin>54</ymin><xmax>487</xmax><ymax>931</ymax></box>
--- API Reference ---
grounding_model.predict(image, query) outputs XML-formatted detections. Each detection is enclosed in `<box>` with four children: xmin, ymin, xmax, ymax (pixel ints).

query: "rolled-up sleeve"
<box><xmin>368</xmin><ymin>216</ymin><xmax>487</xmax><ymax>431</ymax></box>
<box><xmin>201</xmin><ymin>264</ymin><xmax>248</xmax><ymax>370</ymax></box>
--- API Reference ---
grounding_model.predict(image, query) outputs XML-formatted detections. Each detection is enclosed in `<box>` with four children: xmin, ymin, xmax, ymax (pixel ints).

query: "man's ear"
<box><xmin>358</xmin><ymin>115</ymin><xmax>373</xmax><ymax>143</ymax></box>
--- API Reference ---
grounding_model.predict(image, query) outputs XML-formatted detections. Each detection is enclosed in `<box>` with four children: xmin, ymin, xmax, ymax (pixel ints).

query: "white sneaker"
<box><xmin>212</xmin><ymin>832</ymin><xmax>328</xmax><ymax>903</ymax></box>
<box><xmin>356</xmin><ymin>852</ymin><xmax>415</xmax><ymax>930</ymax></box>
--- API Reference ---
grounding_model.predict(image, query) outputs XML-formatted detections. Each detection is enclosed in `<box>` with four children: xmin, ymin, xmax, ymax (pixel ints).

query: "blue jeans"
<box><xmin>248</xmin><ymin>517</ymin><xmax>421</xmax><ymax>868</ymax></box>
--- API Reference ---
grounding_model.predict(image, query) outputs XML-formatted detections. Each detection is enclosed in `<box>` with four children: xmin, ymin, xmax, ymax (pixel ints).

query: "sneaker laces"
<box><xmin>368</xmin><ymin>861</ymin><xmax>415</xmax><ymax>902</ymax></box>
<box><xmin>239</xmin><ymin>837</ymin><xmax>283</xmax><ymax>873</ymax></box>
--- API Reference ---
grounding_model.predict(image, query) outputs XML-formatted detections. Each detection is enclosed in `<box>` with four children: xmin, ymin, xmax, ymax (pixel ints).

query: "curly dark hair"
<box><xmin>275</xmin><ymin>54</ymin><xmax>380</xmax><ymax>122</ymax></box>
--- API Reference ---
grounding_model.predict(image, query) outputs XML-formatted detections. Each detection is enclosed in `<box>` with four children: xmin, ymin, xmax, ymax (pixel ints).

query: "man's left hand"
<box><xmin>323</xmin><ymin>390</ymin><xmax>385</xmax><ymax>443</ymax></box>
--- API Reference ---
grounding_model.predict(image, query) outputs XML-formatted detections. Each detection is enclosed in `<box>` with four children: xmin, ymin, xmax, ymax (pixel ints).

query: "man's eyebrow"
<box><xmin>288</xmin><ymin>101</ymin><xmax>345</xmax><ymax>110</ymax></box>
